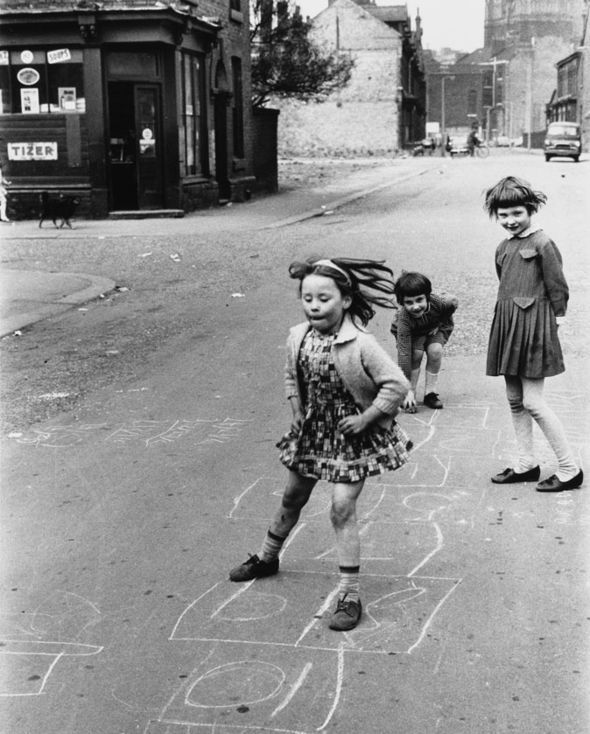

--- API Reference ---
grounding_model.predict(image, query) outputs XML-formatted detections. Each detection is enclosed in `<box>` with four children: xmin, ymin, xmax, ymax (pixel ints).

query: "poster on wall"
<box><xmin>58</xmin><ymin>87</ymin><xmax>77</xmax><ymax>111</ymax></box>
<box><xmin>21</xmin><ymin>88</ymin><xmax>39</xmax><ymax>113</ymax></box>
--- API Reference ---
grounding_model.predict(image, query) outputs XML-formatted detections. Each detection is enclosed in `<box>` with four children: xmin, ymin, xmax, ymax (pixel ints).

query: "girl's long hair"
<box><xmin>288</xmin><ymin>256</ymin><xmax>396</xmax><ymax>326</ymax></box>
<box><xmin>484</xmin><ymin>176</ymin><xmax>547</xmax><ymax>217</ymax></box>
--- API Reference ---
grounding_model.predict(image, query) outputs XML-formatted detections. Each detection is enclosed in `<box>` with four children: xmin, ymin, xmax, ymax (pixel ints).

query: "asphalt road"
<box><xmin>1</xmin><ymin>152</ymin><xmax>589</xmax><ymax>734</ymax></box>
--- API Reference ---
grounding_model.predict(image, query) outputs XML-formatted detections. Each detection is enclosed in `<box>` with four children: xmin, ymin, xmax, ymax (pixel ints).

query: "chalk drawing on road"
<box><xmin>156</xmin><ymin>456</ymin><xmax>463</xmax><ymax>733</ymax></box>
<box><xmin>9</xmin><ymin>417</ymin><xmax>251</xmax><ymax>449</ymax></box>
<box><xmin>0</xmin><ymin>639</ymin><xmax>103</xmax><ymax>697</ymax></box>
<box><xmin>11</xmin><ymin>423</ymin><xmax>109</xmax><ymax>448</ymax></box>
<box><xmin>147</xmin><ymin>399</ymin><xmax>510</xmax><ymax>734</ymax></box>
<box><xmin>145</xmin><ymin>642</ymin><xmax>345</xmax><ymax>734</ymax></box>
<box><xmin>0</xmin><ymin>592</ymin><xmax>103</xmax><ymax>697</ymax></box>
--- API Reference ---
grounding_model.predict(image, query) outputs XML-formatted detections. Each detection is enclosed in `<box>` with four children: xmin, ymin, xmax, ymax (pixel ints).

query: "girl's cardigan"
<box><xmin>284</xmin><ymin>315</ymin><xmax>410</xmax><ymax>428</ymax></box>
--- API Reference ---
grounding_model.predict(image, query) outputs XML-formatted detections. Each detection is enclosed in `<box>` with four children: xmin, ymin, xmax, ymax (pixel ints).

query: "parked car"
<box><xmin>495</xmin><ymin>135</ymin><xmax>510</xmax><ymax>147</ymax></box>
<box><xmin>544</xmin><ymin>122</ymin><xmax>581</xmax><ymax>162</ymax></box>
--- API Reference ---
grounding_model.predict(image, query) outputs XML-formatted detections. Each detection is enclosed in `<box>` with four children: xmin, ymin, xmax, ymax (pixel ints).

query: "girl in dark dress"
<box><xmin>484</xmin><ymin>176</ymin><xmax>583</xmax><ymax>492</ymax></box>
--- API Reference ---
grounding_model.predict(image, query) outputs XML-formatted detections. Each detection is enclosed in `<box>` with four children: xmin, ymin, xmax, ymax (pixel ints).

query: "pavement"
<box><xmin>0</xmin><ymin>156</ymin><xmax>442</xmax><ymax>337</ymax></box>
<box><xmin>1</xmin><ymin>151</ymin><xmax>588</xmax><ymax>734</ymax></box>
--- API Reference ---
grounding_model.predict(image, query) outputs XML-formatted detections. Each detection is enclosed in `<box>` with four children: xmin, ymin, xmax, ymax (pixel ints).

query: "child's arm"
<box><xmin>430</xmin><ymin>292</ymin><xmax>458</xmax><ymax>320</ymax></box>
<box><xmin>390</xmin><ymin>311</ymin><xmax>413</xmax><ymax>382</ymax></box>
<box><xmin>338</xmin><ymin>335</ymin><xmax>410</xmax><ymax>434</ymax></box>
<box><xmin>339</xmin><ymin>403</ymin><xmax>387</xmax><ymax>435</ymax></box>
<box><xmin>284</xmin><ymin>332</ymin><xmax>304</xmax><ymax>433</ymax></box>
<box><xmin>540</xmin><ymin>238</ymin><xmax>569</xmax><ymax>317</ymax></box>
<box><xmin>390</xmin><ymin>314</ymin><xmax>415</xmax><ymax>411</ymax></box>
<box><xmin>287</xmin><ymin>395</ymin><xmax>305</xmax><ymax>434</ymax></box>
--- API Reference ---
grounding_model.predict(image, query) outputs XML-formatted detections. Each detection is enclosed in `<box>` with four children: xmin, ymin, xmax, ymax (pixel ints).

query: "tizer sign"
<box><xmin>8</xmin><ymin>142</ymin><xmax>58</xmax><ymax>160</ymax></box>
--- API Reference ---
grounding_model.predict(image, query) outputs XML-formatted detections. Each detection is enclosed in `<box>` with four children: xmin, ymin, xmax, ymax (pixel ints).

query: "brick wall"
<box><xmin>272</xmin><ymin>0</ymin><xmax>402</xmax><ymax>157</ymax></box>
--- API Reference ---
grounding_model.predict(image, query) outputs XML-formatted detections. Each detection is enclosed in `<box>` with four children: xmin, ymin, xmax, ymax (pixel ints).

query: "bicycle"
<box><xmin>475</xmin><ymin>142</ymin><xmax>490</xmax><ymax>158</ymax></box>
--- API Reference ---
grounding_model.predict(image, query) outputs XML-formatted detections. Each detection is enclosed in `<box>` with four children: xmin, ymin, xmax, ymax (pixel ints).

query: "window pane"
<box><xmin>0</xmin><ymin>65</ymin><xmax>11</xmax><ymax>114</ymax></box>
<box><xmin>48</xmin><ymin>62</ymin><xmax>84</xmax><ymax>112</ymax></box>
<box><xmin>11</xmin><ymin>63</ymin><xmax>45</xmax><ymax>112</ymax></box>
<box><xmin>232</xmin><ymin>57</ymin><xmax>244</xmax><ymax>158</ymax></box>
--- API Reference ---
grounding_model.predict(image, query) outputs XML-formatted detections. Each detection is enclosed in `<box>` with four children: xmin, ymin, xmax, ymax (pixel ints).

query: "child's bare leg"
<box><xmin>330</xmin><ymin>481</ymin><xmax>364</xmax><ymax>589</ymax></box>
<box><xmin>265</xmin><ymin>471</ymin><xmax>316</xmax><ymax>549</ymax></box>
<box><xmin>329</xmin><ymin>480</ymin><xmax>365</xmax><ymax>630</ymax></box>
<box><xmin>229</xmin><ymin>471</ymin><xmax>316</xmax><ymax>581</ymax></box>
<box><xmin>424</xmin><ymin>341</ymin><xmax>443</xmax><ymax>393</ymax></box>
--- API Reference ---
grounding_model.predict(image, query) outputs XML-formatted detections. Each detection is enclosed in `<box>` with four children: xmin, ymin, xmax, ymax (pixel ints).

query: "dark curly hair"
<box><xmin>393</xmin><ymin>271</ymin><xmax>432</xmax><ymax>305</ymax></box>
<box><xmin>484</xmin><ymin>176</ymin><xmax>547</xmax><ymax>217</ymax></box>
<box><xmin>288</xmin><ymin>256</ymin><xmax>396</xmax><ymax>326</ymax></box>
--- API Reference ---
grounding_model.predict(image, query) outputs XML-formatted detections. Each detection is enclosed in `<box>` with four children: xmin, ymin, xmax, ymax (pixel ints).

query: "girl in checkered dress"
<box><xmin>229</xmin><ymin>257</ymin><xmax>411</xmax><ymax>631</ymax></box>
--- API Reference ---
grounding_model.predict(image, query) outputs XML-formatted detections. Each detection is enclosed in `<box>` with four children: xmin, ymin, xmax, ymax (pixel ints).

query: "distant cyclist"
<box><xmin>467</xmin><ymin>126</ymin><xmax>481</xmax><ymax>157</ymax></box>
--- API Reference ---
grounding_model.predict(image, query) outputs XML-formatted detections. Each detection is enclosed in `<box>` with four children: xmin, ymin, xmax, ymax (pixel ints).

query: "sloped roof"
<box><xmin>366</xmin><ymin>5</ymin><xmax>408</xmax><ymax>24</ymax></box>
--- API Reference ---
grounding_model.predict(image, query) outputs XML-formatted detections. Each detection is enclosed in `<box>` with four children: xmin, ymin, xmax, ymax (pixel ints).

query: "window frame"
<box><xmin>180</xmin><ymin>50</ymin><xmax>208</xmax><ymax>178</ymax></box>
<box><xmin>1</xmin><ymin>47</ymin><xmax>84</xmax><ymax>115</ymax></box>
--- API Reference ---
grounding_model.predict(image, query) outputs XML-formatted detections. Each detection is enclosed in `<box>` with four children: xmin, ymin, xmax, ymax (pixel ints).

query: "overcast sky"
<box><xmin>298</xmin><ymin>0</ymin><xmax>486</xmax><ymax>52</ymax></box>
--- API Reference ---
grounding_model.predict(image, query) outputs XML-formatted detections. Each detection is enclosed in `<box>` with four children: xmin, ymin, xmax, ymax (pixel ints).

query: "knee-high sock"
<box><xmin>259</xmin><ymin>530</ymin><xmax>286</xmax><ymax>562</ymax></box>
<box><xmin>337</xmin><ymin>565</ymin><xmax>360</xmax><ymax>601</ymax></box>
<box><xmin>425</xmin><ymin>370</ymin><xmax>439</xmax><ymax>395</ymax></box>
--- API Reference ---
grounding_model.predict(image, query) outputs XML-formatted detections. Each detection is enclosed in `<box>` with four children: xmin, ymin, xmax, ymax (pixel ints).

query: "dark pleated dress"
<box><xmin>486</xmin><ymin>230</ymin><xmax>569</xmax><ymax>379</ymax></box>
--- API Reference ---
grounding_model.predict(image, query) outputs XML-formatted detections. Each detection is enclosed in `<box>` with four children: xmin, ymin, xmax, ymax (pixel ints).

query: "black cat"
<box><xmin>39</xmin><ymin>191</ymin><xmax>81</xmax><ymax>229</ymax></box>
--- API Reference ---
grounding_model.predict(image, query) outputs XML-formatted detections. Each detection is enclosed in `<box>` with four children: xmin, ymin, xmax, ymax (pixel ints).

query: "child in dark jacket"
<box><xmin>390</xmin><ymin>271</ymin><xmax>458</xmax><ymax>412</ymax></box>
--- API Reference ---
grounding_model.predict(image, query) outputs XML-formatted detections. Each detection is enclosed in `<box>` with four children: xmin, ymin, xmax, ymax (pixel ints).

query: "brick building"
<box><xmin>274</xmin><ymin>0</ymin><xmax>425</xmax><ymax>157</ymax></box>
<box><xmin>483</xmin><ymin>0</ymin><xmax>585</xmax><ymax>144</ymax></box>
<box><xmin>0</xmin><ymin>0</ymin><xmax>255</xmax><ymax>218</ymax></box>
<box><xmin>425</xmin><ymin>0</ymin><xmax>586</xmax><ymax>146</ymax></box>
<box><xmin>425</xmin><ymin>49</ymin><xmax>492</xmax><ymax>143</ymax></box>
<box><xmin>546</xmin><ymin>6</ymin><xmax>590</xmax><ymax>151</ymax></box>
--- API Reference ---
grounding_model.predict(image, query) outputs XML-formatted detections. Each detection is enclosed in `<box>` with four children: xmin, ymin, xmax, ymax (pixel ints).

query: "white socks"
<box><xmin>425</xmin><ymin>370</ymin><xmax>439</xmax><ymax>395</ymax></box>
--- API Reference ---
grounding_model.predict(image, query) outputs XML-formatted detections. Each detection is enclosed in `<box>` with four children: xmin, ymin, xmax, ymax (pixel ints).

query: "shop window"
<box><xmin>231</xmin><ymin>57</ymin><xmax>244</xmax><ymax>159</ymax></box>
<box><xmin>0</xmin><ymin>48</ymin><xmax>84</xmax><ymax>114</ymax></box>
<box><xmin>467</xmin><ymin>89</ymin><xmax>477</xmax><ymax>116</ymax></box>
<box><xmin>181</xmin><ymin>52</ymin><xmax>207</xmax><ymax>177</ymax></box>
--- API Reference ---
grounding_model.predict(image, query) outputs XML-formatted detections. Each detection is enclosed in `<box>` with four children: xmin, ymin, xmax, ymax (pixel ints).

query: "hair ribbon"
<box><xmin>314</xmin><ymin>259</ymin><xmax>352</xmax><ymax>285</ymax></box>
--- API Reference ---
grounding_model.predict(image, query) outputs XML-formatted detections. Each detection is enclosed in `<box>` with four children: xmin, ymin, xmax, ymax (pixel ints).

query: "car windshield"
<box><xmin>548</xmin><ymin>125</ymin><xmax>580</xmax><ymax>138</ymax></box>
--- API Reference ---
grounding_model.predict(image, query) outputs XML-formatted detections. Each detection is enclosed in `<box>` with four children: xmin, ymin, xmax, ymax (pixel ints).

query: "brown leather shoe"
<box><xmin>536</xmin><ymin>469</ymin><xmax>584</xmax><ymax>492</ymax></box>
<box><xmin>491</xmin><ymin>466</ymin><xmax>540</xmax><ymax>484</ymax></box>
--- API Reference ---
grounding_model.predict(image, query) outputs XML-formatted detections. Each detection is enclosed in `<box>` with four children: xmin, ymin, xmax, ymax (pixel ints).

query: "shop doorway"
<box><xmin>108</xmin><ymin>82</ymin><xmax>164</xmax><ymax>210</ymax></box>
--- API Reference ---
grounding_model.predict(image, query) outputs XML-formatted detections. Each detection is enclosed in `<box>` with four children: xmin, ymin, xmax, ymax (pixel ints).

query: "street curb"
<box><xmin>0</xmin><ymin>272</ymin><xmax>116</xmax><ymax>337</ymax></box>
<box><xmin>261</xmin><ymin>166</ymin><xmax>436</xmax><ymax>229</ymax></box>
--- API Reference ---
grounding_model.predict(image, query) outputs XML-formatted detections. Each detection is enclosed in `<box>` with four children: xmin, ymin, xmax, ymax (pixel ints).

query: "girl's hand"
<box><xmin>290</xmin><ymin>410</ymin><xmax>304</xmax><ymax>435</ymax></box>
<box><xmin>403</xmin><ymin>390</ymin><xmax>417</xmax><ymax>413</ymax></box>
<box><xmin>338</xmin><ymin>414</ymin><xmax>368</xmax><ymax>436</ymax></box>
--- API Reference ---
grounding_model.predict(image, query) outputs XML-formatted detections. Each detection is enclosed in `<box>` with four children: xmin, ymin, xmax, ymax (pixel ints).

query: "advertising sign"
<box><xmin>47</xmin><ymin>49</ymin><xmax>72</xmax><ymax>64</ymax></box>
<box><xmin>8</xmin><ymin>142</ymin><xmax>58</xmax><ymax>161</ymax></box>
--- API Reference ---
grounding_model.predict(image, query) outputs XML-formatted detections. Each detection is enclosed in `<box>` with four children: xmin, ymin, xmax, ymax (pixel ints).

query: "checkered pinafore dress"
<box><xmin>277</xmin><ymin>329</ymin><xmax>411</xmax><ymax>483</ymax></box>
